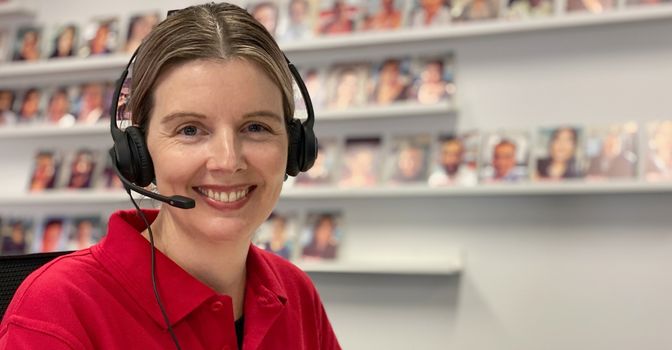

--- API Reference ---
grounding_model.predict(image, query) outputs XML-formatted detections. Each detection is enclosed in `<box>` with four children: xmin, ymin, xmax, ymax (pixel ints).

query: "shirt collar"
<box><xmin>92</xmin><ymin>209</ymin><xmax>288</xmax><ymax>331</ymax></box>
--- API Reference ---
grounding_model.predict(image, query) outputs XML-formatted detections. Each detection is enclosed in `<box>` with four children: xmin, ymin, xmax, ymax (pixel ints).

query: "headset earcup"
<box><xmin>125</xmin><ymin>126</ymin><xmax>155</xmax><ymax>187</ymax></box>
<box><xmin>300</xmin><ymin>123</ymin><xmax>317</xmax><ymax>172</ymax></box>
<box><xmin>286</xmin><ymin>120</ymin><xmax>302</xmax><ymax>177</ymax></box>
<box><xmin>112</xmin><ymin>130</ymin><xmax>135</xmax><ymax>183</ymax></box>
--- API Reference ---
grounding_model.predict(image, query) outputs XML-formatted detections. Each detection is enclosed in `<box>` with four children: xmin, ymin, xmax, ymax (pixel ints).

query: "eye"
<box><xmin>178</xmin><ymin>125</ymin><xmax>199</xmax><ymax>136</ymax></box>
<box><xmin>245</xmin><ymin>123</ymin><xmax>270</xmax><ymax>133</ymax></box>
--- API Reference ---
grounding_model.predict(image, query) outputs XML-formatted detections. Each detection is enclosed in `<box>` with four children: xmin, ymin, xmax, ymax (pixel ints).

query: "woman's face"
<box><xmin>58</xmin><ymin>28</ymin><xmax>75</xmax><ymax>55</ymax></box>
<box><xmin>147</xmin><ymin>59</ymin><xmax>287</xmax><ymax>243</ymax></box>
<box><xmin>550</xmin><ymin>129</ymin><xmax>576</xmax><ymax>162</ymax></box>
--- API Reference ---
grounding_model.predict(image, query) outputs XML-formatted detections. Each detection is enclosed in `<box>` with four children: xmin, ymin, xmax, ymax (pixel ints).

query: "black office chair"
<box><xmin>0</xmin><ymin>251</ymin><xmax>73</xmax><ymax>319</ymax></box>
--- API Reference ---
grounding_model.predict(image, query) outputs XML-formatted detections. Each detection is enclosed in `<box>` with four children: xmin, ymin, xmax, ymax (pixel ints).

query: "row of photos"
<box><xmin>0</xmin><ymin>211</ymin><xmax>343</xmax><ymax>262</ymax></box>
<box><xmin>0</xmin><ymin>0</ymin><xmax>669</xmax><ymax>63</ymax></box>
<box><xmin>0</xmin><ymin>53</ymin><xmax>455</xmax><ymax>126</ymax></box>
<box><xmin>23</xmin><ymin>121</ymin><xmax>672</xmax><ymax>194</ymax></box>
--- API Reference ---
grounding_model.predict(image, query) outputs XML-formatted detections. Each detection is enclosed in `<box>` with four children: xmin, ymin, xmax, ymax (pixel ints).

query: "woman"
<box><xmin>0</xmin><ymin>3</ymin><xmax>340</xmax><ymax>349</ymax></box>
<box><xmin>536</xmin><ymin>127</ymin><xmax>582</xmax><ymax>180</ymax></box>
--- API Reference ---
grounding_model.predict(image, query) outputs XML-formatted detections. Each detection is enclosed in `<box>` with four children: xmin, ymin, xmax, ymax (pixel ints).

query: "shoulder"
<box><xmin>251</xmin><ymin>246</ymin><xmax>319</xmax><ymax>299</ymax></box>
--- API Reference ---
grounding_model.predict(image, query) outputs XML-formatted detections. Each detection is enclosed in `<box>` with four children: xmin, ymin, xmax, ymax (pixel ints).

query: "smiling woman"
<box><xmin>0</xmin><ymin>3</ymin><xmax>338</xmax><ymax>350</ymax></box>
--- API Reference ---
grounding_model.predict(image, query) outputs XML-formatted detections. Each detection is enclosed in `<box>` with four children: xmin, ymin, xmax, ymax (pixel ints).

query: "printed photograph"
<box><xmin>79</xmin><ymin>18</ymin><xmax>119</xmax><ymax>57</ymax></box>
<box><xmin>66</xmin><ymin>216</ymin><xmax>103</xmax><ymax>250</ymax></box>
<box><xmin>626</xmin><ymin>0</ymin><xmax>671</xmax><ymax>6</ymax></box>
<box><xmin>584</xmin><ymin>123</ymin><xmax>638</xmax><ymax>180</ymax></box>
<box><xmin>28</xmin><ymin>151</ymin><xmax>61</xmax><ymax>192</ymax></box>
<box><xmin>36</xmin><ymin>217</ymin><xmax>67</xmax><ymax>253</ymax></box>
<box><xmin>384</xmin><ymin>134</ymin><xmax>432</xmax><ymax>184</ymax></box>
<box><xmin>98</xmin><ymin>153</ymin><xmax>124</xmax><ymax>190</ymax></box>
<box><xmin>644</xmin><ymin>121</ymin><xmax>672</xmax><ymax>181</ymax></box>
<box><xmin>0</xmin><ymin>89</ymin><xmax>16</xmax><ymax>126</ymax></box>
<box><xmin>277</xmin><ymin>0</ymin><xmax>317</xmax><ymax>41</ymax></box>
<box><xmin>254</xmin><ymin>212</ymin><xmax>297</xmax><ymax>260</ymax></box>
<box><xmin>124</xmin><ymin>12</ymin><xmax>160</xmax><ymax>54</ymax></box>
<box><xmin>301</xmin><ymin>212</ymin><xmax>343</xmax><ymax>261</ymax></box>
<box><xmin>534</xmin><ymin>126</ymin><xmax>584</xmax><ymax>181</ymax></box>
<box><xmin>325</xmin><ymin>63</ymin><xmax>370</xmax><ymax>109</ymax></box>
<box><xmin>0</xmin><ymin>27</ymin><xmax>10</xmax><ymax>62</ymax></box>
<box><xmin>339</xmin><ymin>137</ymin><xmax>382</xmax><ymax>187</ymax></box>
<box><xmin>428</xmin><ymin>132</ymin><xmax>479</xmax><ymax>186</ymax></box>
<box><xmin>408</xmin><ymin>55</ymin><xmax>456</xmax><ymax>105</ymax></box>
<box><xmin>49</xmin><ymin>24</ymin><xmax>78</xmax><ymax>58</ymax></box>
<box><xmin>368</xmin><ymin>57</ymin><xmax>412</xmax><ymax>106</ymax></box>
<box><xmin>407</xmin><ymin>0</ymin><xmax>452</xmax><ymax>27</ymax></box>
<box><xmin>505</xmin><ymin>0</ymin><xmax>554</xmax><ymax>19</ymax></box>
<box><xmin>361</xmin><ymin>0</ymin><xmax>405</xmax><ymax>31</ymax></box>
<box><xmin>566</xmin><ymin>0</ymin><xmax>614</xmax><ymax>13</ymax></box>
<box><xmin>65</xmin><ymin>149</ymin><xmax>99</xmax><ymax>189</ymax></box>
<box><xmin>75</xmin><ymin>81</ymin><xmax>113</xmax><ymax>124</ymax></box>
<box><xmin>317</xmin><ymin>0</ymin><xmax>361</xmax><ymax>36</ymax></box>
<box><xmin>298</xmin><ymin>67</ymin><xmax>326</xmax><ymax>111</ymax></box>
<box><xmin>14</xmin><ymin>88</ymin><xmax>44</xmax><ymax>124</ymax></box>
<box><xmin>12</xmin><ymin>26</ymin><xmax>42</xmax><ymax>61</ymax></box>
<box><xmin>452</xmin><ymin>0</ymin><xmax>500</xmax><ymax>22</ymax></box>
<box><xmin>480</xmin><ymin>131</ymin><xmax>530</xmax><ymax>183</ymax></box>
<box><xmin>249</xmin><ymin>1</ymin><xmax>281</xmax><ymax>37</ymax></box>
<box><xmin>45</xmin><ymin>86</ymin><xmax>77</xmax><ymax>126</ymax></box>
<box><xmin>295</xmin><ymin>137</ymin><xmax>339</xmax><ymax>185</ymax></box>
<box><xmin>0</xmin><ymin>218</ymin><xmax>33</xmax><ymax>256</ymax></box>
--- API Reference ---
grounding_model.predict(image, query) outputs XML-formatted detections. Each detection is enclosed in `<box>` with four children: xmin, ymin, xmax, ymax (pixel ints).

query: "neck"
<box><xmin>143</xmin><ymin>209</ymin><xmax>249</xmax><ymax>319</ymax></box>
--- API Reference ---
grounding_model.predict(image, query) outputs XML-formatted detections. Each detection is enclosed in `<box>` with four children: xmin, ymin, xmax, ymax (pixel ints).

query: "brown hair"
<box><xmin>129</xmin><ymin>2</ymin><xmax>294</xmax><ymax>131</ymax></box>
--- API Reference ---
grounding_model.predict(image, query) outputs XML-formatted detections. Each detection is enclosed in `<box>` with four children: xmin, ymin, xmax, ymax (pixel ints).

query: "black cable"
<box><xmin>126</xmin><ymin>190</ymin><xmax>183</xmax><ymax>350</ymax></box>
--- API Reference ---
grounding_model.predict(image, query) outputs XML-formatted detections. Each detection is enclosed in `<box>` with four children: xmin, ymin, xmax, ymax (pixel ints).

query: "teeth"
<box><xmin>199</xmin><ymin>187</ymin><xmax>249</xmax><ymax>203</ymax></box>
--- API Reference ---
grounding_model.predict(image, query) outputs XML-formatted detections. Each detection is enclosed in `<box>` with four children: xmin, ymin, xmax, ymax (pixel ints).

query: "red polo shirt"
<box><xmin>0</xmin><ymin>210</ymin><xmax>341</xmax><ymax>350</ymax></box>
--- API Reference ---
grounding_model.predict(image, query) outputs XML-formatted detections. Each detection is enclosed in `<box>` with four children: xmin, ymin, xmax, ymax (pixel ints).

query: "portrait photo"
<box><xmin>49</xmin><ymin>24</ymin><xmax>78</xmax><ymax>59</ymax></box>
<box><xmin>480</xmin><ymin>131</ymin><xmax>530</xmax><ymax>183</ymax></box>
<box><xmin>644</xmin><ymin>121</ymin><xmax>672</xmax><ymax>181</ymax></box>
<box><xmin>45</xmin><ymin>86</ymin><xmax>77</xmax><ymax>126</ymax></box>
<box><xmin>584</xmin><ymin>123</ymin><xmax>638</xmax><ymax>180</ymax></box>
<box><xmin>301</xmin><ymin>212</ymin><xmax>343</xmax><ymax>261</ymax></box>
<box><xmin>254</xmin><ymin>212</ymin><xmax>298</xmax><ymax>260</ymax></box>
<box><xmin>12</xmin><ymin>26</ymin><xmax>42</xmax><ymax>61</ymax></box>
<box><xmin>505</xmin><ymin>0</ymin><xmax>554</xmax><ymax>19</ymax></box>
<box><xmin>28</xmin><ymin>151</ymin><xmax>61</xmax><ymax>192</ymax></box>
<box><xmin>452</xmin><ymin>0</ymin><xmax>500</xmax><ymax>22</ymax></box>
<box><xmin>36</xmin><ymin>217</ymin><xmax>67</xmax><ymax>253</ymax></box>
<box><xmin>317</xmin><ymin>0</ymin><xmax>361</xmax><ymax>35</ymax></box>
<box><xmin>325</xmin><ymin>63</ymin><xmax>370</xmax><ymax>109</ymax></box>
<box><xmin>408</xmin><ymin>54</ymin><xmax>456</xmax><ymax>105</ymax></box>
<box><xmin>0</xmin><ymin>27</ymin><xmax>10</xmax><ymax>62</ymax></box>
<box><xmin>368</xmin><ymin>57</ymin><xmax>411</xmax><ymax>106</ymax></box>
<box><xmin>534</xmin><ymin>126</ymin><xmax>584</xmax><ymax>181</ymax></box>
<box><xmin>66</xmin><ymin>216</ymin><xmax>103</xmax><ymax>251</ymax></box>
<box><xmin>384</xmin><ymin>134</ymin><xmax>432</xmax><ymax>184</ymax></box>
<box><xmin>124</xmin><ymin>12</ymin><xmax>160</xmax><ymax>54</ymax></box>
<box><xmin>0</xmin><ymin>218</ymin><xmax>33</xmax><ymax>256</ymax></box>
<box><xmin>278</xmin><ymin>0</ymin><xmax>317</xmax><ymax>41</ymax></box>
<box><xmin>79</xmin><ymin>18</ymin><xmax>119</xmax><ymax>57</ymax></box>
<box><xmin>248</xmin><ymin>1</ymin><xmax>280</xmax><ymax>37</ymax></box>
<box><xmin>428</xmin><ymin>132</ymin><xmax>480</xmax><ymax>186</ymax></box>
<box><xmin>361</xmin><ymin>0</ymin><xmax>405</xmax><ymax>31</ymax></box>
<box><xmin>0</xmin><ymin>89</ymin><xmax>17</xmax><ymax>126</ymax></box>
<box><xmin>566</xmin><ymin>0</ymin><xmax>614</xmax><ymax>13</ymax></box>
<box><xmin>295</xmin><ymin>137</ymin><xmax>340</xmax><ymax>186</ymax></box>
<box><xmin>407</xmin><ymin>0</ymin><xmax>452</xmax><ymax>27</ymax></box>
<box><xmin>15</xmin><ymin>88</ymin><xmax>44</xmax><ymax>124</ymax></box>
<box><xmin>75</xmin><ymin>81</ymin><xmax>113</xmax><ymax>124</ymax></box>
<box><xmin>65</xmin><ymin>149</ymin><xmax>98</xmax><ymax>189</ymax></box>
<box><xmin>339</xmin><ymin>137</ymin><xmax>382</xmax><ymax>187</ymax></box>
<box><xmin>98</xmin><ymin>154</ymin><xmax>124</xmax><ymax>190</ymax></box>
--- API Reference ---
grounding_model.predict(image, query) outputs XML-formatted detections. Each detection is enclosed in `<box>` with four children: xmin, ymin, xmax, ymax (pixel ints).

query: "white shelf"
<box><xmin>0</xmin><ymin>2</ymin><xmax>35</xmax><ymax>20</ymax></box>
<box><xmin>1</xmin><ymin>181</ymin><xmax>672</xmax><ymax>206</ymax></box>
<box><xmin>1</xmin><ymin>6</ymin><xmax>671</xmax><ymax>82</ymax></box>
<box><xmin>281</xmin><ymin>6</ymin><xmax>672</xmax><ymax>52</ymax></box>
<box><xmin>297</xmin><ymin>258</ymin><xmax>462</xmax><ymax>275</ymax></box>
<box><xmin>317</xmin><ymin>103</ymin><xmax>455</xmax><ymax>121</ymax></box>
<box><xmin>0</xmin><ymin>123</ymin><xmax>109</xmax><ymax>139</ymax></box>
<box><xmin>281</xmin><ymin>181</ymin><xmax>672</xmax><ymax>198</ymax></box>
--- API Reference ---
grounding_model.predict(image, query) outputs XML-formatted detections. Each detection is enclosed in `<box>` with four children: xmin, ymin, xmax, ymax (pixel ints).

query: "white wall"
<box><xmin>4</xmin><ymin>0</ymin><xmax>672</xmax><ymax>349</ymax></box>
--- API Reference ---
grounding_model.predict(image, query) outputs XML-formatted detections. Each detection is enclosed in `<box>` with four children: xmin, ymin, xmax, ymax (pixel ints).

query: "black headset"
<box><xmin>109</xmin><ymin>45</ymin><xmax>318</xmax><ymax>209</ymax></box>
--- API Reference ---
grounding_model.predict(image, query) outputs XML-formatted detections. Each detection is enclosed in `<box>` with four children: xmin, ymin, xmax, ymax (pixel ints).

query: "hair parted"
<box><xmin>129</xmin><ymin>2</ymin><xmax>295</xmax><ymax>131</ymax></box>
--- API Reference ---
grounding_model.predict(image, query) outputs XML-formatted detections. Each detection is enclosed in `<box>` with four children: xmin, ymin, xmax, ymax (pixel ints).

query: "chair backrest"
<box><xmin>0</xmin><ymin>251</ymin><xmax>73</xmax><ymax>319</ymax></box>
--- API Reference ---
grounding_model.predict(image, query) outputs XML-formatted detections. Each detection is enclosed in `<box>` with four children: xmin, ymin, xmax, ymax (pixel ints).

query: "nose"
<box><xmin>206</xmin><ymin>128</ymin><xmax>246</xmax><ymax>174</ymax></box>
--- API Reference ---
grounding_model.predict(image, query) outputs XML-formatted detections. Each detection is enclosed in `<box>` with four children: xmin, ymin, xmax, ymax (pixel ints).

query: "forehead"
<box><xmin>151</xmin><ymin>58</ymin><xmax>283</xmax><ymax>121</ymax></box>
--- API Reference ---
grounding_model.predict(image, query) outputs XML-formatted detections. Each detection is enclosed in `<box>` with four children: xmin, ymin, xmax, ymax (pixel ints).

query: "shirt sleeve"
<box><xmin>316</xmin><ymin>300</ymin><xmax>342</xmax><ymax>350</ymax></box>
<box><xmin>0</xmin><ymin>316</ymin><xmax>81</xmax><ymax>350</ymax></box>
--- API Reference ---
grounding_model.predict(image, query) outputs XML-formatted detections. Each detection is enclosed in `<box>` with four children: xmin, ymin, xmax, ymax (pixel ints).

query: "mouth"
<box><xmin>194</xmin><ymin>185</ymin><xmax>256</xmax><ymax>206</ymax></box>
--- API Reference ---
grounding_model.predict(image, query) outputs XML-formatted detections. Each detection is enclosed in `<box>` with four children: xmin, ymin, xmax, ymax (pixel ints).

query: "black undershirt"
<box><xmin>235</xmin><ymin>315</ymin><xmax>244</xmax><ymax>349</ymax></box>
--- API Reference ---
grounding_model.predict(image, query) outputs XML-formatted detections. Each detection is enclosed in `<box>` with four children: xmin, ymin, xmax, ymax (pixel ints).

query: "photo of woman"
<box><xmin>535</xmin><ymin>126</ymin><xmax>584</xmax><ymax>180</ymax></box>
<box><xmin>301</xmin><ymin>212</ymin><xmax>342</xmax><ymax>260</ymax></box>
<box><xmin>49</xmin><ymin>24</ymin><xmax>77</xmax><ymax>58</ymax></box>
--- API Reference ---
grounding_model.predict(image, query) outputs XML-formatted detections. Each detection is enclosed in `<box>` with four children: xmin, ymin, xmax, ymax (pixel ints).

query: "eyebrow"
<box><xmin>160</xmin><ymin>110</ymin><xmax>284</xmax><ymax>125</ymax></box>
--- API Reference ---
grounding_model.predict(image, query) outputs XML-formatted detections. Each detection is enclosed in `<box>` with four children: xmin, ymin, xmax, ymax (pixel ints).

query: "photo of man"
<box><xmin>584</xmin><ymin>123</ymin><xmax>638</xmax><ymax>180</ymax></box>
<box><xmin>12</xmin><ymin>26</ymin><xmax>42</xmax><ymax>61</ymax></box>
<box><xmin>480</xmin><ymin>131</ymin><xmax>530</xmax><ymax>183</ymax></box>
<box><xmin>254</xmin><ymin>212</ymin><xmax>297</xmax><ymax>260</ymax></box>
<box><xmin>301</xmin><ymin>212</ymin><xmax>342</xmax><ymax>261</ymax></box>
<box><xmin>339</xmin><ymin>137</ymin><xmax>382</xmax><ymax>187</ymax></box>
<box><xmin>385</xmin><ymin>134</ymin><xmax>431</xmax><ymax>184</ymax></box>
<box><xmin>428</xmin><ymin>132</ymin><xmax>479</xmax><ymax>186</ymax></box>
<box><xmin>279</xmin><ymin>0</ymin><xmax>315</xmax><ymax>41</ymax></box>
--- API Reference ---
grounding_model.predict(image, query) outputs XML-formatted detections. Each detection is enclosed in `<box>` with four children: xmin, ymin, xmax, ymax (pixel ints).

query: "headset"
<box><xmin>107</xmin><ymin>5</ymin><xmax>318</xmax><ymax>350</ymax></box>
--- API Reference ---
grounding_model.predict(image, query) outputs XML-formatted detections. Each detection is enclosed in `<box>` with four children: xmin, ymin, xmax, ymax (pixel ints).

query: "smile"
<box><xmin>195</xmin><ymin>186</ymin><xmax>252</xmax><ymax>203</ymax></box>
